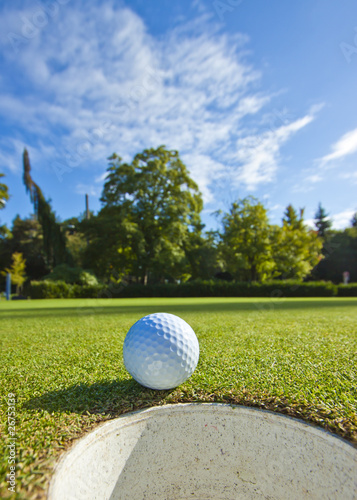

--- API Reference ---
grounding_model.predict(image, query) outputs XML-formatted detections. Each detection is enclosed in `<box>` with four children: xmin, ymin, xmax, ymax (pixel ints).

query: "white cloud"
<box><xmin>75</xmin><ymin>183</ymin><xmax>102</xmax><ymax>197</ymax></box>
<box><xmin>227</xmin><ymin>112</ymin><xmax>315</xmax><ymax>190</ymax></box>
<box><xmin>331</xmin><ymin>209</ymin><xmax>356</xmax><ymax>230</ymax></box>
<box><xmin>304</xmin><ymin>218</ymin><xmax>315</xmax><ymax>229</ymax></box>
<box><xmin>94</xmin><ymin>172</ymin><xmax>109</xmax><ymax>184</ymax></box>
<box><xmin>269</xmin><ymin>203</ymin><xmax>283</xmax><ymax>211</ymax></box>
<box><xmin>304</xmin><ymin>207</ymin><xmax>356</xmax><ymax>231</ymax></box>
<box><xmin>319</xmin><ymin>128</ymin><xmax>357</xmax><ymax>165</ymax></box>
<box><xmin>292</xmin><ymin>184</ymin><xmax>315</xmax><ymax>194</ymax></box>
<box><xmin>0</xmin><ymin>3</ymin><xmax>320</xmax><ymax>204</ymax></box>
<box><xmin>306</xmin><ymin>174</ymin><xmax>323</xmax><ymax>183</ymax></box>
<box><xmin>181</xmin><ymin>153</ymin><xmax>227</xmax><ymax>203</ymax></box>
<box><xmin>0</xmin><ymin>137</ymin><xmax>28</xmax><ymax>173</ymax></box>
<box><xmin>340</xmin><ymin>171</ymin><xmax>357</xmax><ymax>183</ymax></box>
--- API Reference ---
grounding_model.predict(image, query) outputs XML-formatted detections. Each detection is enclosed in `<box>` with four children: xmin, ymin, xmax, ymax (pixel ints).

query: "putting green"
<box><xmin>0</xmin><ymin>297</ymin><xmax>356</xmax><ymax>499</ymax></box>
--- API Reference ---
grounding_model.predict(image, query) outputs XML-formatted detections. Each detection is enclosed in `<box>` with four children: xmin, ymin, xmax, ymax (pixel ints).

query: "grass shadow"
<box><xmin>23</xmin><ymin>378</ymin><xmax>173</xmax><ymax>416</ymax></box>
<box><xmin>1</xmin><ymin>298</ymin><xmax>356</xmax><ymax>321</ymax></box>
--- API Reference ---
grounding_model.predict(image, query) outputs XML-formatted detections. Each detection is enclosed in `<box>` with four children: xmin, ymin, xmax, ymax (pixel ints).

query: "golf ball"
<box><xmin>123</xmin><ymin>313</ymin><xmax>199</xmax><ymax>390</ymax></box>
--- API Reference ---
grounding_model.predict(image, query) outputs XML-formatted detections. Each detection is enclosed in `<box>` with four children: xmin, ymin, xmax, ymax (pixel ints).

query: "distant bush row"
<box><xmin>25</xmin><ymin>279</ymin><xmax>357</xmax><ymax>299</ymax></box>
<box><xmin>23</xmin><ymin>281</ymin><xmax>102</xmax><ymax>299</ymax></box>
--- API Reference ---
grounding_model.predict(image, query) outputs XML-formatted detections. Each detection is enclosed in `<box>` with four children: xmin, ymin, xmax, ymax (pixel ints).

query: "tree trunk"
<box><xmin>250</xmin><ymin>264</ymin><xmax>257</xmax><ymax>282</ymax></box>
<box><xmin>141</xmin><ymin>270</ymin><xmax>148</xmax><ymax>285</ymax></box>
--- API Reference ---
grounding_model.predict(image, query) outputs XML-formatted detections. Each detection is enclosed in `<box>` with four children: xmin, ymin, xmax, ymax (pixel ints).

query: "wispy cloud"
<box><xmin>75</xmin><ymin>183</ymin><xmax>102</xmax><ymax>198</ymax></box>
<box><xmin>226</xmin><ymin>112</ymin><xmax>316</xmax><ymax>190</ymax></box>
<box><xmin>318</xmin><ymin>128</ymin><xmax>357</xmax><ymax>165</ymax></box>
<box><xmin>306</xmin><ymin>173</ymin><xmax>323</xmax><ymax>183</ymax></box>
<box><xmin>0</xmin><ymin>137</ymin><xmax>28</xmax><ymax>173</ymax></box>
<box><xmin>340</xmin><ymin>171</ymin><xmax>357</xmax><ymax>183</ymax></box>
<box><xmin>269</xmin><ymin>203</ymin><xmax>284</xmax><ymax>211</ymax></box>
<box><xmin>0</xmin><ymin>2</ymin><xmax>321</xmax><ymax>204</ymax></box>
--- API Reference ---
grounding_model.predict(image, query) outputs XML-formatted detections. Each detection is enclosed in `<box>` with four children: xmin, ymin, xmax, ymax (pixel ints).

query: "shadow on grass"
<box><xmin>1</xmin><ymin>298</ymin><xmax>356</xmax><ymax>320</ymax></box>
<box><xmin>23</xmin><ymin>378</ymin><xmax>173</xmax><ymax>416</ymax></box>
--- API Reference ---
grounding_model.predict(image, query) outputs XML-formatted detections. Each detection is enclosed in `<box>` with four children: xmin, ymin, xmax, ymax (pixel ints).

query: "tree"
<box><xmin>23</xmin><ymin>149</ymin><xmax>69</xmax><ymax>268</ymax></box>
<box><xmin>351</xmin><ymin>212</ymin><xmax>357</xmax><ymax>228</ymax></box>
<box><xmin>273</xmin><ymin>205</ymin><xmax>323</xmax><ymax>280</ymax></box>
<box><xmin>314</xmin><ymin>203</ymin><xmax>332</xmax><ymax>238</ymax></box>
<box><xmin>0</xmin><ymin>215</ymin><xmax>49</xmax><ymax>280</ymax></box>
<box><xmin>43</xmin><ymin>264</ymin><xmax>98</xmax><ymax>285</ymax></box>
<box><xmin>0</xmin><ymin>173</ymin><xmax>10</xmax><ymax>237</ymax></box>
<box><xmin>219</xmin><ymin>197</ymin><xmax>276</xmax><ymax>282</ymax></box>
<box><xmin>85</xmin><ymin>146</ymin><xmax>203</xmax><ymax>283</ymax></box>
<box><xmin>312</xmin><ymin>227</ymin><xmax>357</xmax><ymax>283</ymax></box>
<box><xmin>80</xmin><ymin>209</ymin><xmax>139</xmax><ymax>280</ymax></box>
<box><xmin>283</xmin><ymin>204</ymin><xmax>305</xmax><ymax>230</ymax></box>
<box><xmin>2</xmin><ymin>252</ymin><xmax>27</xmax><ymax>294</ymax></box>
<box><xmin>183</xmin><ymin>229</ymin><xmax>220</xmax><ymax>281</ymax></box>
<box><xmin>62</xmin><ymin>217</ymin><xmax>87</xmax><ymax>267</ymax></box>
<box><xmin>0</xmin><ymin>173</ymin><xmax>9</xmax><ymax>209</ymax></box>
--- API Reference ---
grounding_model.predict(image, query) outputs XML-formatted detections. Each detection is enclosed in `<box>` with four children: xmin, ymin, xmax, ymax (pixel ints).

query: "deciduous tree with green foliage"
<box><xmin>83</xmin><ymin>146</ymin><xmax>203</xmax><ymax>283</ymax></box>
<box><xmin>273</xmin><ymin>205</ymin><xmax>323</xmax><ymax>280</ymax></box>
<box><xmin>312</xmin><ymin>227</ymin><xmax>357</xmax><ymax>283</ymax></box>
<box><xmin>62</xmin><ymin>217</ymin><xmax>88</xmax><ymax>267</ymax></box>
<box><xmin>183</xmin><ymin>228</ymin><xmax>220</xmax><ymax>281</ymax></box>
<box><xmin>219</xmin><ymin>197</ymin><xmax>276</xmax><ymax>282</ymax></box>
<box><xmin>0</xmin><ymin>215</ymin><xmax>48</xmax><ymax>280</ymax></box>
<box><xmin>219</xmin><ymin>200</ymin><xmax>323</xmax><ymax>282</ymax></box>
<box><xmin>1</xmin><ymin>252</ymin><xmax>27</xmax><ymax>294</ymax></box>
<box><xmin>0</xmin><ymin>173</ymin><xmax>9</xmax><ymax>209</ymax></box>
<box><xmin>0</xmin><ymin>172</ymin><xmax>10</xmax><ymax>237</ymax></box>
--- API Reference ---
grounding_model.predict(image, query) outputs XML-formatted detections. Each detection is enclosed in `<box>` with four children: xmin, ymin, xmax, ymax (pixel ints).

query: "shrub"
<box><xmin>26</xmin><ymin>281</ymin><xmax>105</xmax><ymax>299</ymax></box>
<box><xmin>43</xmin><ymin>264</ymin><xmax>98</xmax><ymax>286</ymax></box>
<box><xmin>72</xmin><ymin>283</ymin><xmax>106</xmax><ymax>298</ymax></box>
<box><xmin>25</xmin><ymin>279</ymin><xmax>339</xmax><ymax>299</ymax></box>
<box><xmin>337</xmin><ymin>284</ymin><xmax>357</xmax><ymax>297</ymax></box>
<box><xmin>78</xmin><ymin>271</ymin><xmax>98</xmax><ymax>286</ymax></box>
<box><xmin>105</xmin><ymin>279</ymin><xmax>338</xmax><ymax>298</ymax></box>
<box><xmin>27</xmin><ymin>280</ymin><xmax>74</xmax><ymax>299</ymax></box>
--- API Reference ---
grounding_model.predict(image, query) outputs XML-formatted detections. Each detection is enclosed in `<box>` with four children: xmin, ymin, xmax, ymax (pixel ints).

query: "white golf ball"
<box><xmin>123</xmin><ymin>313</ymin><xmax>199</xmax><ymax>390</ymax></box>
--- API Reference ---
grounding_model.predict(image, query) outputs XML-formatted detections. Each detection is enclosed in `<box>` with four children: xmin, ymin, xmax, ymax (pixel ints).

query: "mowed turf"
<box><xmin>1</xmin><ymin>297</ymin><xmax>356</xmax><ymax>499</ymax></box>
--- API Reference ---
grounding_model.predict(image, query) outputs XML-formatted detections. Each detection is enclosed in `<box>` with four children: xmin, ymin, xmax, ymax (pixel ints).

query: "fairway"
<box><xmin>1</xmin><ymin>297</ymin><xmax>357</xmax><ymax>499</ymax></box>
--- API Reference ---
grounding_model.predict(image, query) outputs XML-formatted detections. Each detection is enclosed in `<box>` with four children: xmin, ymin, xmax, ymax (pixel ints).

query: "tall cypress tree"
<box><xmin>23</xmin><ymin>148</ymin><xmax>68</xmax><ymax>268</ymax></box>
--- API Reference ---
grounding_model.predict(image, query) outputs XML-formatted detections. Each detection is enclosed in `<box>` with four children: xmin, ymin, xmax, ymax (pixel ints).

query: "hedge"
<box><xmin>25</xmin><ymin>281</ymin><xmax>105</xmax><ymax>299</ymax></box>
<box><xmin>23</xmin><ymin>279</ymin><xmax>356</xmax><ymax>299</ymax></box>
<box><xmin>337</xmin><ymin>284</ymin><xmax>357</xmax><ymax>297</ymax></box>
<box><xmin>102</xmin><ymin>280</ymin><xmax>339</xmax><ymax>298</ymax></box>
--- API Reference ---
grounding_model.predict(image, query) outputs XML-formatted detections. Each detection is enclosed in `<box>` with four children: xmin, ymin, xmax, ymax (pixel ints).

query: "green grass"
<box><xmin>1</xmin><ymin>297</ymin><xmax>357</xmax><ymax>499</ymax></box>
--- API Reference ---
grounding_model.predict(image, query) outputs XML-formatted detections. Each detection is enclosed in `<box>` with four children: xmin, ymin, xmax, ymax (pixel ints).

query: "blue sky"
<box><xmin>0</xmin><ymin>0</ymin><xmax>356</xmax><ymax>231</ymax></box>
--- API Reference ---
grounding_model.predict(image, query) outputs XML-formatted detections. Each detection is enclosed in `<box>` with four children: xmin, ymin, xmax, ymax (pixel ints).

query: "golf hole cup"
<box><xmin>123</xmin><ymin>313</ymin><xmax>199</xmax><ymax>390</ymax></box>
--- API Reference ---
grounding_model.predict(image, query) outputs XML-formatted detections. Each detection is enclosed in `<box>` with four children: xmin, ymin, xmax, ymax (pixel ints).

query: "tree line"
<box><xmin>0</xmin><ymin>147</ymin><xmax>356</xmax><ymax>292</ymax></box>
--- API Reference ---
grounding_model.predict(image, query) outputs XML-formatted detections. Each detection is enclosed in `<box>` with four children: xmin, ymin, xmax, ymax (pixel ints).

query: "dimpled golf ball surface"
<box><xmin>123</xmin><ymin>313</ymin><xmax>199</xmax><ymax>390</ymax></box>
